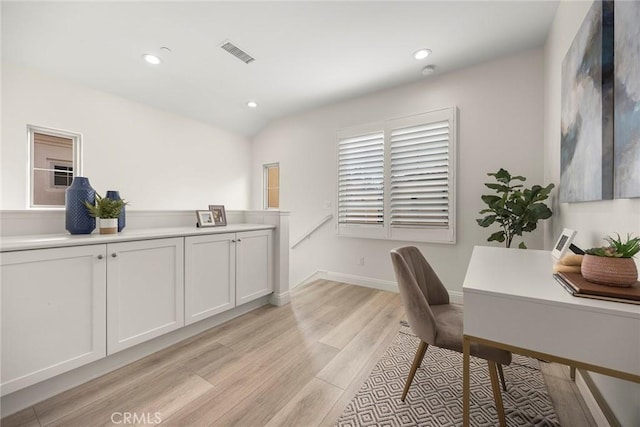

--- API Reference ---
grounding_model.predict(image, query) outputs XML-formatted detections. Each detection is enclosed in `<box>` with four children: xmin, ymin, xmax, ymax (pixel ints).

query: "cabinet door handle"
<box><xmin>231</xmin><ymin>239</ymin><xmax>236</xmax><ymax>243</ymax></box>
<box><xmin>97</xmin><ymin>254</ymin><xmax>104</xmax><ymax>260</ymax></box>
<box><xmin>111</xmin><ymin>253</ymin><xmax>118</xmax><ymax>258</ymax></box>
<box><xmin>237</xmin><ymin>239</ymin><xmax>242</xmax><ymax>242</ymax></box>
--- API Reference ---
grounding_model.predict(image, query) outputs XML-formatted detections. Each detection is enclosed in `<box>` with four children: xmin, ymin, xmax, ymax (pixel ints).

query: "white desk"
<box><xmin>462</xmin><ymin>246</ymin><xmax>640</xmax><ymax>426</ymax></box>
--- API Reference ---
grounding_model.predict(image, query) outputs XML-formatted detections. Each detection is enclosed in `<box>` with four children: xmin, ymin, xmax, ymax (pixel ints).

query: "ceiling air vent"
<box><xmin>220</xmin><ymin>40</ymin><xmax>255</xmax><ymax>64</ymax></box>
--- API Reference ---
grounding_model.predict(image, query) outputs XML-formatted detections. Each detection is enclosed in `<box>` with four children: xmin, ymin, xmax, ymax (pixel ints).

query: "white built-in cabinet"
<box><xmin>185</xmin><ymin>234</ymin><xmax>235</xmax><ymax>325</ymax></box>
<box><xmin>235</xmin><ymin>230</ymin><xmax>273</xmax><ymax>305</ymax></box>
<box><xmin>1</xmin><ymin>245</ymin><xmax>107</xmax><ymax>395</ymax></box>
<box><xmin>0</xmin><ymin>227</ymin><xmax>274</xmax><ymax>396</ymax></box>
<box><xmin>106</xmin><ymin>238</ymin><xmax>184</xmax><ymax>354</ymax></box>
<box><xmin>184</xmin><ymin>229</ymin><xmax>273</xmax><ymax>324</ymax></box>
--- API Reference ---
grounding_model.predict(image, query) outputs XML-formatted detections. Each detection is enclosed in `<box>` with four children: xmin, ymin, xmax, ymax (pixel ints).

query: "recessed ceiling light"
<box><xmin>142</xmin><ymin>54</ymin><xmax>161</xmax><ymax>65</ymax></box>
<box><xmin>413</xmin><ymin>49</ymin><xmax>431</xmax><ymax>60</ymax></box>
<box><xmin>422</xmin><ymin>65</ymin><xmax>436</xmax><ymax>75</ymax></box>
<box><xmin>247</xmin><ymin>101</ymin><xmax>258</xmax><ymax>108</ymax></box>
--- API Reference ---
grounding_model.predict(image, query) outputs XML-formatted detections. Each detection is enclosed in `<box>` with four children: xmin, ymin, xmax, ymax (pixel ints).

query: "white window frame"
<box><xmin>28</xmin><ymin>125</ymin><xmax>83</xmax><ymax>209</ymax></box>
<box><xmin>263</xmin><ymin>162</ymin><xmax>280</xmax><ymax>210</ymax></box>
<box><xmin>336</xmin><ymin>107</ymin><xmax>457</xmax><ymax>244</ymax></box>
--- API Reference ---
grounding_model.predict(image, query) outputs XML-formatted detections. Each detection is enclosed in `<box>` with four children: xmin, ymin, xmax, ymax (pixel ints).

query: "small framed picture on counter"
<box><xmin>208</xmin><ymin>205</ymin><xmax>227</xmax><ymax>226</ymax></box>
<box><xmin>552</xmin><ymin>228</ymin><xmax>577</xmax><ymax>260</ymax></box>
<box><xmin>196</xmin><ymin>210</ymin><xmax>216</xmax><ymax>227</ymax></box>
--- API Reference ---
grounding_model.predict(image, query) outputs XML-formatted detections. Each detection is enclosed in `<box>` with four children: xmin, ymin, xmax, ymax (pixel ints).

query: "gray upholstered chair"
<box><xmin>390</xmin><ymin>246</ymin><xmax>512</xmax><ymax>425</ymax></box>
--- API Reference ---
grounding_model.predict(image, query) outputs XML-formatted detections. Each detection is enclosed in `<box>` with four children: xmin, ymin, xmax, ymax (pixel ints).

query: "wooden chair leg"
<box><xmin>488</xmin><ymin>361</ymin><xmax>506</xmax><ymax>427</ymax></box>
<box><xmin>497</xmin><ymin>364</ymin><xmax>507</xmax><ymax>391</ymax></box>
<box><xmin>570</xmin><ymin>366</ymin><xmax>576</xmax><ymax>381</ymax></box>
<box><xmin>401</xmin><ymin>340</ymin><xmax>428</xmax><ymax>401</ymax></box>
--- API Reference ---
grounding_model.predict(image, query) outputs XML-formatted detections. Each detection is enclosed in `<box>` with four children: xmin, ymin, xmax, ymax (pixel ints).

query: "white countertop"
<box><xmin>0</xmin><ymin>223</ymin><xmax>275</xmax><ymax>252</ymax></box>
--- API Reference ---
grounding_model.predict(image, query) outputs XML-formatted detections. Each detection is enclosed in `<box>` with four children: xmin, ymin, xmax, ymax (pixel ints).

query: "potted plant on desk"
<box><xmin>582</xmin><ymin>234</ymin><xmax>639</xmax><ymax>287</ymax></box>
<box><xmin>84</xmin><ymin>194</ymin><xmax>128</xmax><ymax>235</ymax></box>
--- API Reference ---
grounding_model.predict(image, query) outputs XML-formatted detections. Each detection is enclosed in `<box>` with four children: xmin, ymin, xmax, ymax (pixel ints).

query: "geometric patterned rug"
<box><xmin>336</xmin><ymin>326</ymin><xmax>560</xmax><ymax>427</ymax></box>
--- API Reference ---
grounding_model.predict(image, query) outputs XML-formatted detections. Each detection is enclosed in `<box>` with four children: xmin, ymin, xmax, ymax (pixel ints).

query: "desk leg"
<box><xmin>463</xmin><ymin>335</ymin><xmax>470</xmax><ymax>427</ymax></box>
<box><xmin>488</xmin><ymin>362</ymin><xmax>506</xmax><ymax>427</ymax></box>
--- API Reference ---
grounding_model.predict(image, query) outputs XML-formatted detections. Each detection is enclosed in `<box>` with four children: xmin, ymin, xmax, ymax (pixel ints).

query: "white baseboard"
<box><xmin>292</xmin><ymin>269</ymin><xmax>328</xmax><ymax>290</ymax></box>
<box><xmin>448</xmin><ymin>290</ymin><xmax>464</xmax><ymax>305</ymax></box>
<box><xmin>293</xmin><ymin>269</ymin><xmax>397</xmax><ymax>293</ymax></box>
<box><xmin>269</xmin><ymin>291</ymin><xmax>291</xmax><ymax>306</ymax></box>
<box><xmin>293</xmin><ymin>269</ymin><xmax>463</xmax><ymax>304</ymax></box>
<box><xmin>323</xmin><ymin>271</ymin><xmax>399</xmax><ymax>293</ymax></box>
<box><xmin>576</xmin><ymin>371</ymin><xmax>613</xmax><ymax>427</ymax></box>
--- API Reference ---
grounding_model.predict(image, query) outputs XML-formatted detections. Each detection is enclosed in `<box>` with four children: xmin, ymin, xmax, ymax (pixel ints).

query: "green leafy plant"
<box><xmin>476</xmin><ymin>168</ymin><xmax>554</xmax><ymax>249</ymax></box>
<box><xmin>84</xmin><ymin>194</ymin><xmax>127</xmax><ymax>219</ymax></box>
<box><xmin>585</xmin><ymin>234</ymin><xmax>640</xmax><ymax>258</ymax></box>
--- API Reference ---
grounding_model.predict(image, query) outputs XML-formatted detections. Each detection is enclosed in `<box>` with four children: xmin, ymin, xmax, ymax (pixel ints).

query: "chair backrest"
<box><xmin>390</xmin><ymin>246</ymin><xmax>450</xmax><ymax>344</ymax></box>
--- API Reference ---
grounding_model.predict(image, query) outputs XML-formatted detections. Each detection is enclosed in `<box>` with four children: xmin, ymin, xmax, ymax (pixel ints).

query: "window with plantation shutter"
<box><xmin>336</xmin><ymin>107</ymin><xmax>456</xmax><ymax>243</ymax></box>
<box><xmin>388</xmin><ymin>108</ymin><xmax>455</xmax><ymax>243</ymax></box>
<box><xmin>337</xmin><ymin>128</ymin><xmax>386</xmax><ymax>239</ymax></box>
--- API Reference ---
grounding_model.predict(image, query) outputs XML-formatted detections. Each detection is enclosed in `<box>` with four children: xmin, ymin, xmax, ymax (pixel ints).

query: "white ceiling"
<box><xmin>1</xmin><ymin>1</ymin><xmax>559</xmax><ymax>136</ymax></box>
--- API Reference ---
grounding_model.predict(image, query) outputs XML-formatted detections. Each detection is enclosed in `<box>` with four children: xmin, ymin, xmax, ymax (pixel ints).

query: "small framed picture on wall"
<box><xmin>208</xmin><ymin>205</ymin><xmax>227</xmax><ymax>226</ymax></box>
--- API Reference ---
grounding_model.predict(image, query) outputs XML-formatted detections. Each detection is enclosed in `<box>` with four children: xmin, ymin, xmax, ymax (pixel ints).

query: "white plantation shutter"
<box><xmin>336</xmin><ymin>107</ymin><xmax>456</xmax><ymax>243</ymax></box>
<box><xmin>390</xmin><ymin>121</ymin><xmax>450</xmax><ymax>228</ymax></box>
<box><xmin>338</xmin><ymin>131</ymin><xmax>385</xmax><ymax>228</ymax></box>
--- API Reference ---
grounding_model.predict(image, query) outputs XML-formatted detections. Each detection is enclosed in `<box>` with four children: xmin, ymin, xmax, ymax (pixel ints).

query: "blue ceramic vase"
<box><xmin>106</xmin><ymin>190</ymin><xmax>126</xmax><ymax>232</ymax></box>
<box><xmin>65</xmin><ymin>177</ymin><xmax>96</xmax><ymax>235</ymax></box>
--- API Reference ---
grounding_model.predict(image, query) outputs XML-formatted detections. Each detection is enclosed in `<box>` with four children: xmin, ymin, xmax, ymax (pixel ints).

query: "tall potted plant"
<box><xmin>84</xmin><ymin>194</ymin><xmax>127</xmax><ymax>234</ymax></box>
<box><xmin>582</xmin><ymin>234</ymin><xmax>639</xmax><ymax>287</ymax></box>
<box><xmin>476</xmin><ymin>168</ymin><xmax>554</xmax><ymax>248</ymax></box>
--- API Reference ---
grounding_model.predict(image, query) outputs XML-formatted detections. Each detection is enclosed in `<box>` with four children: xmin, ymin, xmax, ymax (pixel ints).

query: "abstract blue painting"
<box><xmin>614</xmin><ymin>1</ymin><xmax>640</xmax><ymax>198</ymax></box>
<box><xmin>560</xmin><ymin>0</ymin><xmax>614</xmax><ymax>202</ymax></box>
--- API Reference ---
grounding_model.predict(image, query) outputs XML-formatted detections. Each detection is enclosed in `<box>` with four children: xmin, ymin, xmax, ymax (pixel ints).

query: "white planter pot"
<box><xmin>99</xmin><ymin>218</ymin><xmax>118</xmax><ymax>234</ymax></box>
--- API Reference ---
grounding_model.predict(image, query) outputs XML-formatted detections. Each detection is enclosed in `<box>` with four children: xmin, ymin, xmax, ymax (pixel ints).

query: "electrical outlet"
<box><xmin>358</xmin><ymin>257</ymin><xmax>365</xmax><ymax>266</ymax></box>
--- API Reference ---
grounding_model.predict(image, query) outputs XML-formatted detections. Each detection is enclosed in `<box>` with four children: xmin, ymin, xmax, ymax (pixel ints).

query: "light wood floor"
<box><xmin>2</xmin><ymin>280</ymin><xmax>595</xmax><ymax>427</ymax></box>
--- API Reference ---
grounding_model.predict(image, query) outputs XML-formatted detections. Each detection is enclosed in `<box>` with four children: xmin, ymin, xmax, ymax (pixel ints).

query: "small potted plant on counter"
<box><xmin>582</xmin><ymin>234</ymin><xmax>640</xmax><ymax>287</ymax></box>
<box><xmin>84</xmin><ymin>194</ymin><xmax>128</xmax><ymax>235</ymax></box>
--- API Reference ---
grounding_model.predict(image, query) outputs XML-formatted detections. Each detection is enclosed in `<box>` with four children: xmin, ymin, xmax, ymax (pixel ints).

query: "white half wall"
<box><xmin>1</xmin><ymin>63</ymin><xmax>252</xmax><ymax>210</ymax></box>
<box><xmin>544</xmin><ymin>1</ymin><xmax>640</xmax><ymax>425</ymax></box>
<box><xmin>251</xmin><ymin>48</ymin><xmax>547</xmax><ymax>293</ymax></box>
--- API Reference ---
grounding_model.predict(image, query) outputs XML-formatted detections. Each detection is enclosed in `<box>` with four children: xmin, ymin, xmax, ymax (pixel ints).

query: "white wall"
<box><xmin>251</xmin><ymin>48</ymin><xmax>547</xmax><ymax>293</ymax></box>
<box><xmin>544</xmin><ymin>1</ymin><xmax>640</xmax><ymax>425</ymax></box>
<box><xmin>1</xmin><ymin>63</ymin><xmax>252</xmax><ymax>211</ymax></box>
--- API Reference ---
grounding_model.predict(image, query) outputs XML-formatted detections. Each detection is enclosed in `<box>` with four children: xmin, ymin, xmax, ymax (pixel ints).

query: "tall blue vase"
<box><xmin>65</xmin><ymin>177</ymin><xmax>96</xmax><ymax>235</ymax></box>
<box><xmin>106</xmin><ymin>190</ymin><xmax>126</xmax><ymax>232</ymax></box>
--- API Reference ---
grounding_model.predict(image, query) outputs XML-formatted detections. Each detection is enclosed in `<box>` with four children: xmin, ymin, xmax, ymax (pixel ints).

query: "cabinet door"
<box><xmin>107</xmin><ymin>238</ymin><xmax>184</xmax><ymax>354</ymax></box>
<box><xmin>235</xmin><ymin>229</ymin><xmax>273</xmax><ymax>305</ymax></box>
<box><xmin>184</xmin><ymin>234</ymin><xmax>235</xmax><ymax>325</ymax></box>
<box><xmin>1</xmin><ymin>245</ymin><xmax>107</xmax><ymax>395</ymax></box>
